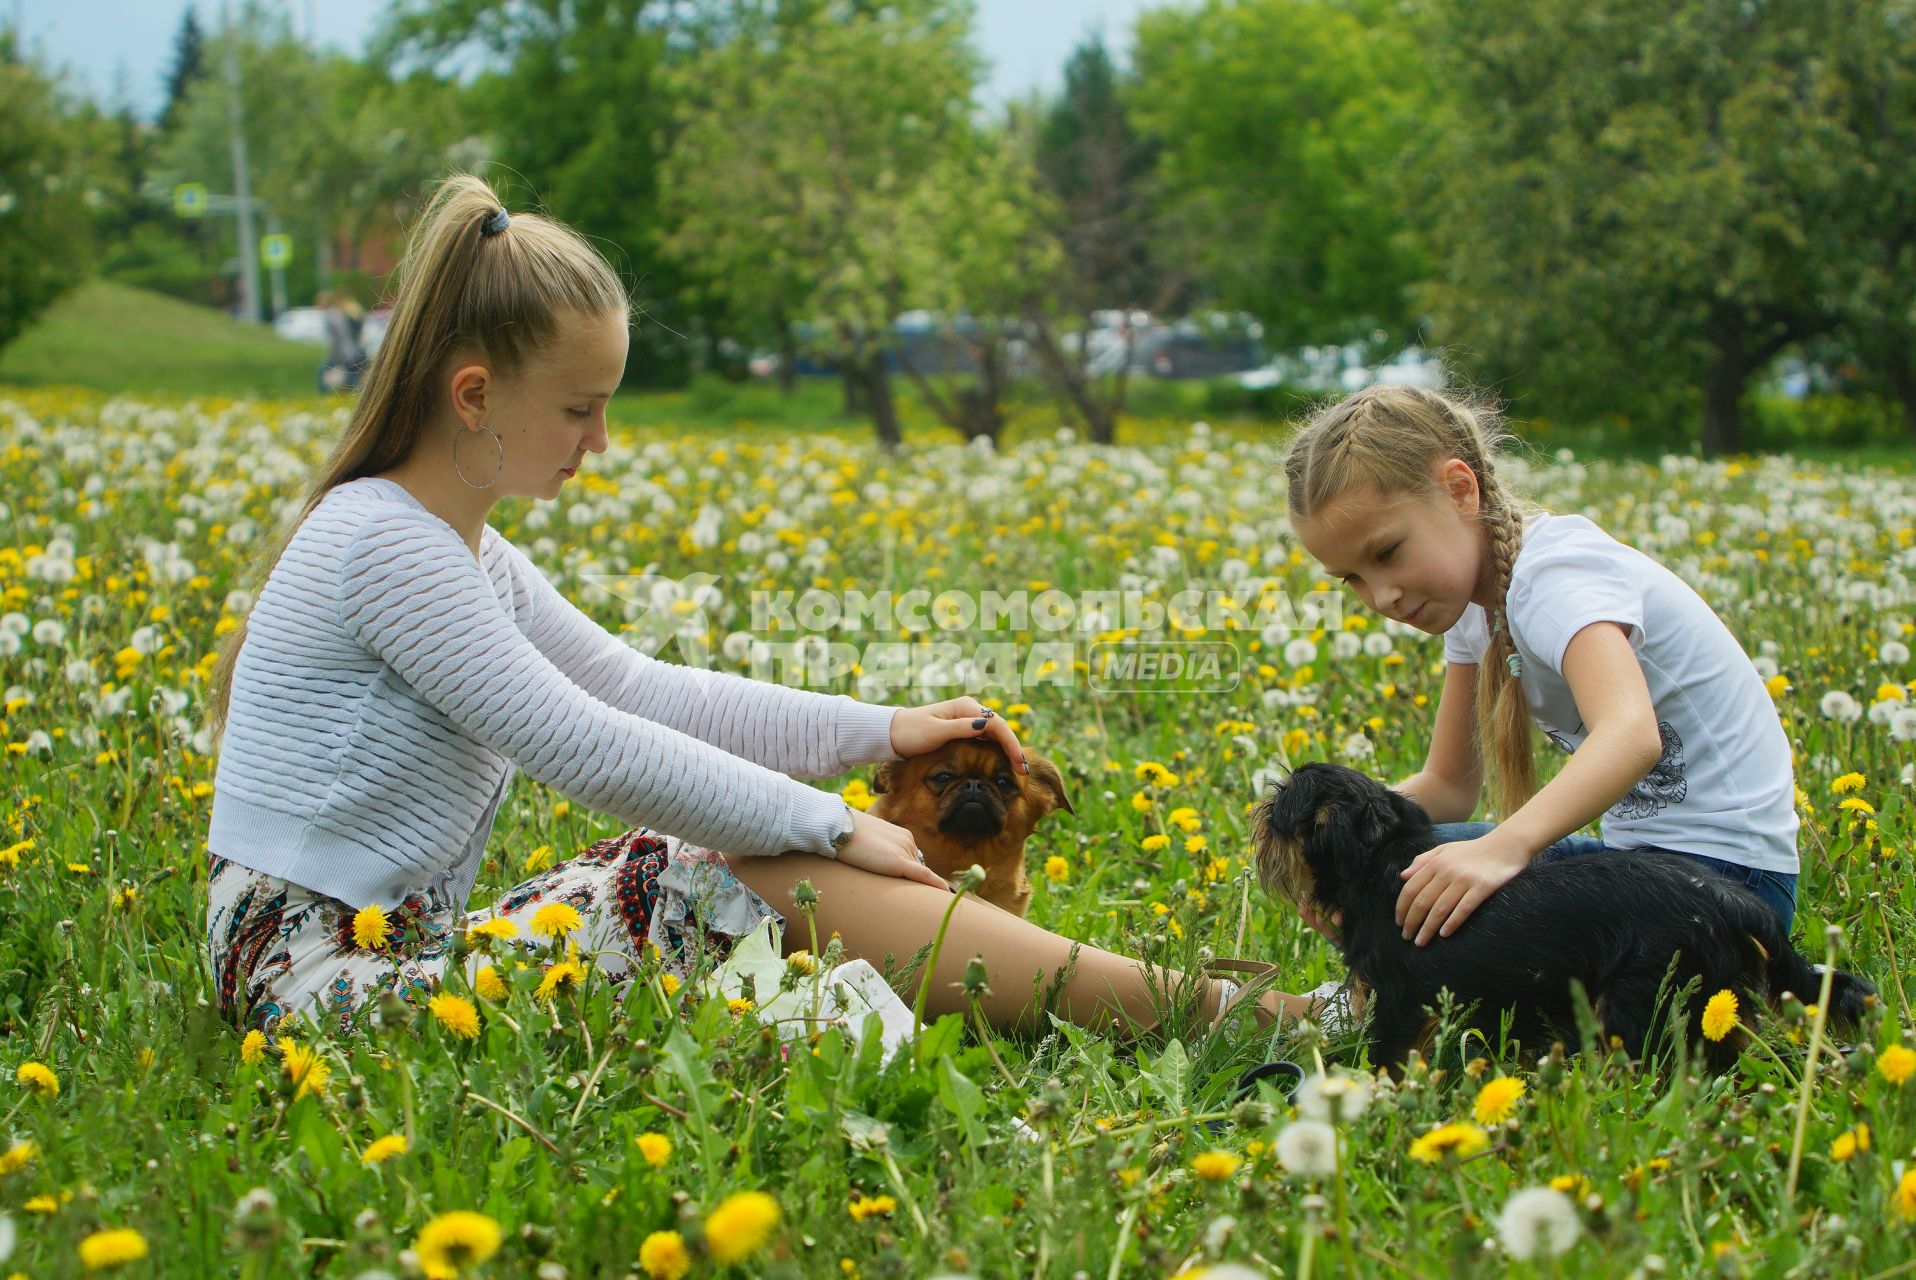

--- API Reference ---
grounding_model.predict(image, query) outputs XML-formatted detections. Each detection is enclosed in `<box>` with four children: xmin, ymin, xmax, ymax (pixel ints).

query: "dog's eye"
<box><xmin>995</xmin><ymin>775</ymin><xmax>1014</xmax><ymax>790</ymax></box>
<box><xmin>930</xmin><ymin>773</ymin><xmax>952</xmax><ymax>786</ymax></box>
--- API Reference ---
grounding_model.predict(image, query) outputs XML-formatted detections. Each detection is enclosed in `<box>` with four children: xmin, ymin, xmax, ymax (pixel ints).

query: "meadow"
<box><xmin>0</xmin><ymin>387</ymin><xmax>1912</xmax><ymax>1277</ymax></box>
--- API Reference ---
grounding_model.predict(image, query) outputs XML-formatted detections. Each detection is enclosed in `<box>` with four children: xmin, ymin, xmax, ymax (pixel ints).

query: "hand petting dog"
<box><xmin>1395</xmin><ymin>831</ymin><xmax>1530</xmax><ymax>946</ymax></box>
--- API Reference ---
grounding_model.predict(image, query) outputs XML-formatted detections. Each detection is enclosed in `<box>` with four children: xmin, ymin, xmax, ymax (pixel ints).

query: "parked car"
<box><xmin>273</xmin><ymin>307</ymin><xmax>329</xmax><ymax>345</ymax></box>
<box><xmin>1131</xmin><ymin>313</ymin><xmax>1265</xmax><ymax>379</ymax></box>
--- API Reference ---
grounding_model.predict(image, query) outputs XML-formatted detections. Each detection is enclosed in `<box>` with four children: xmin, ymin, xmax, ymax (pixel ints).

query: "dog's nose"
<box><xmin>956</xmin><ymin>779</ymin><xmax>991</xmax><ymax>799</ymax></box>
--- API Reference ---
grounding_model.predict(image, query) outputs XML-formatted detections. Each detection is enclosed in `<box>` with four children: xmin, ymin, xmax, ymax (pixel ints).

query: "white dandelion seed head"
<box><xmin>0</xmin><ymin>632</ymin><xmax>19</xmax><ymax>658</ymax></box>
<box><xmin>63</xmin><ymin>658</ymin><xmax>96</xmax><ymax>686</ymax></box>
<box><xmin>1296</xmin><ymin>1070</ymin><xmax>1373</xmax><ymax>1123</ymax></box>
<box><xmin>1869</xmin><ymin>699</ymin><xmax>1897</xmax><ymax>726</ymax></box>
<box><xmin>1751</xmin><ymin>655</ymin><xmax>1778</xmax><ymax>681</ymax></box>
<box><xmin>1339</xmin><ymin>731</ymin><xmax>1375</xmax><ymax>763</ymax></box>
<box><xmin>1363</xmin><ymin>631</ymin><xmax>1394</xmax><ymax>657</ymax></box>
<box><xmin>1275</xmin><ymin>1119</ymin><xmax>1339</xmax><ymax>1178</ymax></box>
<box><xmin>130</xmin><ymin>625</ymin><xmax>162</xmax><ymax>656</ymax></box>
<box><xmin>1820</xmin><ymin>690</ymin><xmax>1862</xmax><ymax>722</ymax></box>
<box><xmin>1882</xmin><ymin>640</ymin><xmax>1910</xmax><ymax>666</ymax></box>
<box><xmin>1331</xmin><ymin>631</ymin><xmax>1362</xmax><ymax>660</ymax></box>
<box><xmin>1283</xmin><ymin>638</ymin><xmax>1319</xmax><ymax>668</ymax></box>
<box><xmin>1496</xmin><ymin>1186</ymin><xmax>1581</xmax><ymax>1260</ymax></box>
<box><xmin>0</xmin><ymin>613</ymin><xmax>25</xmax><ymax>636</ymax></box>
<box><xmin>31</xmin><ymin>619</ymin><xmax>65</xmax><ymax>646</ymax></box>
<box><xmin>1890</xmin><ymin>706</ymin><xmax>1916</xmax><ymax>743</ymax></box>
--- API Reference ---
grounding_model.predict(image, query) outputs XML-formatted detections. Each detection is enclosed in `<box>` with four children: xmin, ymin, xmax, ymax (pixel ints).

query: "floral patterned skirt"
<box><xmin>204</xmin><ymin>829</ymin><xmax>784</xmax><ymax>1038</ymax></box>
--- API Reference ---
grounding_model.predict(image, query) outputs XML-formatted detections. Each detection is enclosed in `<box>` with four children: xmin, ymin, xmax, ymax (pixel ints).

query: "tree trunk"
<box><xmin>1700</xmin><ymin>359</ymin><xmax>1745</xmax><ymax>456</ymax></box>
<box><xmin>1884</xmin><ymin>328</ymin><xmax>1916</xmax><ymax>443</ymax></box>
<box><xmin>841</xmin><ymin>365</ymin><xmax>867</xmax><ymax>416</ymax></box>
<box><xmin>863</xmin><ymin>355</ymin><xmax>902</xmax><ymax>450</ymax></box>
<box><xmin>776</xmin><ymin>318</ymin><xmax>799</xmax><ymax>396</ymax></box>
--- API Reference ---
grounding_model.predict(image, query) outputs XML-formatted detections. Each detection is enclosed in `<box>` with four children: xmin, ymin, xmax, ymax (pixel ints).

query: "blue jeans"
<box><xmin>1428</xmin><ymin>822</ymin><xmax>1797</xmax><ymax>934</ymax></box>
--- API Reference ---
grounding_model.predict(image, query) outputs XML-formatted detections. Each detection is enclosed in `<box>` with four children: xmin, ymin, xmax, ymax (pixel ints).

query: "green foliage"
<box><xmin>0</xmin><ymin>37</ymin><xmax>101</xmax><ymax>355</ymax></box>
<box><xmin>1129</xmin><ymin>0</ymin><xmax>1430</xmax><ymax>349</ymax></box>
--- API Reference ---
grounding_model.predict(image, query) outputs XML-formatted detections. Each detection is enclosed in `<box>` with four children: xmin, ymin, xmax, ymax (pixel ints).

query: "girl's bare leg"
<box><xmin>724</xmin><ymin>853</ymin><xmax>1320</xmax><ymax>1034</ymax></box>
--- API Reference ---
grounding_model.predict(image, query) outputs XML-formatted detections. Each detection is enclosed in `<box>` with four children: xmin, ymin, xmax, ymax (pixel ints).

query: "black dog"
<box><xmin>1252</xmin><ymin>762</ymin><xmax>1875</xmax><ymax>1072</ymax></box>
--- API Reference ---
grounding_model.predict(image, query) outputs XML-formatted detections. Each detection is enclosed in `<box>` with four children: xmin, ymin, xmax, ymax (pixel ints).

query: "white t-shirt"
<box><xmin>1444</xmin><ymin>513</ymin><xmax>1798</xmax><ymax>873</ymax></box>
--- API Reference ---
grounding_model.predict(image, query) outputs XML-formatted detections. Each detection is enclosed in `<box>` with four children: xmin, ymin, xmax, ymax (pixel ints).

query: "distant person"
<box><xmin>318</xmin><ymin>290</ymin><xmax>368</xmax><ymax>393</ymax></box>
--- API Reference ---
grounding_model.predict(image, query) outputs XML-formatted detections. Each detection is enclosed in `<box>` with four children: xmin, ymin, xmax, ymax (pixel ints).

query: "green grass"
<box><xmin>0</xmin><ymin>280</ymin><xmax>322</xmax><ymax>398</ymax></box>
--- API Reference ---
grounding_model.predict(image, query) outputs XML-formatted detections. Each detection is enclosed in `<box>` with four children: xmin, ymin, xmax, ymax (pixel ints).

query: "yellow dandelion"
<box><xmin>15</xmin><ymin>1060</ymin><xmax>58</xmax><ymax>1096</ymax></box>
<box><xmin>474</xmin><ymin>965</ymin><xmax>508</xmax><ymax>1001</ymax></box>
<box><xmin>786</xmin><ymin>950</ymin><xmax>818</xmax><ymax>976</ymax></box>
<box><xmin>1877</xmin><ymin>1044</ymin><xmax>1916</xmax><ymax>1086</ymax></box>
<box><xmin>637</xmin><ymin>1131</ymin><xmax>673</xmax><ymax>1167</ymax></box>
<box><xmin>1473</xmin><ymin>1076</ymin><xmax>1526</xmax><ymax>1125</ymax></box>
<box><xmin>0</xmin><ymin>1138</ymin><xmax>36</xmax><ymax>1175</ymax></box>
<box><xmin>429</xmin><ymin>993</ymin><xmax>481</xmax><ymax>1040</ymax></box>
<box><xmin>1838</xmin><ymin>797</ymin><xmax>1876</xmax><ymax>815</ymax></box>
<box><xmin>1131</xmin><ymin>790</ymin><xmax>1154</xmax><ymax>813</ymax></box>
<box><xmin>1830</xmin><ymin>1123</ymin><xmax>1870</xmax><ymax>1162</ymax></box>
<box><xmin>352</xmin><ymin>903</ymin><xmax>392</xmax><ymax>950</ymax></box>
<box><xmin>23</xmin><ymin>1192</ymin><xmax>58</xmax><ymax>1213</ymax></box>
<box><xmin>1141</xmin><ymin>834</ymin><xmax>1171</xmax><ymax>853</ymax></box>
<box><xmin>78</xmin><ymin>1226</ymin><xmax>148</xmax><ymax>1271</ymax></box>
<box><xmin>1044</xmin><ymin>855</ymin><xmax>1069</xmax><ymax>883</ymax></box>
<box><xmin>523</xmin><ymin>844</ymin><xmax>556</xmax><ymax>873</ymax></box>
<box><xmin>278</xmin><ymin>1038</ymin><xmax>330</xmax><ymax>1101</ymax></box>
<box><xmin>1184</xmin><ymin>834</ymin><xmax>1207</xmax><ymax>854</ymax></box>
<box><xmin>1701</xmin><ymin>989</ymin><xmax>1740</xmax><ymax>1042</ymax></box>
<box><xmin>847</xmin><ymin>1191</ymin><xmax>897</xmax><ymax>1221</ymax></box>
<box><xmin>1831</xmin><ymin>772</ymin><xmax>1866</xmax><ymax>794</ymax></box>
<box><xmin>535</xmin><ymin>958</ymin><xmax>587</xmax><ymax>1001</ymax></box>
<box><xmin>414</xmin><ymin>1210</ymin><xmax>502</xmax><ymax>1276</ymax></box>
<box><xmin>467</xmin><ymin>917</ymin><xmax>518</xmax><ymax>942</ymax></box>
<box><xmin>728</xmin><ymin>996</ymin><xmax>756</xmax><ymax>1016</ymax></box>
<box><xmin>362</xmin><ymin>1134</ymin><xmax>409</xmax><ymax>1166</ymax></box>
<box><xmin>1896</xmin><ymin>1170</ymin><xmax>1916</xmax><ymax>1222</ymax></box>
<box><xmin>239</xmin><ymin>1029</ymin><xmax>267</xmax><ymax>1065</ymax></box>
<box><xmin>1408</xmin><ymin>1122</ymin><xmax>1489</xmax><ymax>1164</ymax></box>
<box><xmin>704</xmin><ymin>1189</ymin><xmax>781</xmax><ymax>1266</ymax></box>
<box><xmin>659</xmin><ymin>972</ymin><xmax>682</xmax><ymax>997</ymax></box>
<box><xmin>1191</xmin><ymin>1149</ymin><xmax>1243</xmax><ymax>1181</ymax></box>
<box><xmin>639</xmin><ymin>1229</ymin><xmax>691</xmax><ymax>1280</ymax></box>
<box><xmin>529</xmin><ymin>901</ymin><xmax>583</xmax><ymax>939</ymax></box>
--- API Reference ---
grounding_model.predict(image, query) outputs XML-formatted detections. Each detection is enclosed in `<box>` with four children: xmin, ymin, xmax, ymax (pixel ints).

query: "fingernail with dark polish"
<box><xmin>971</xmin><ymin>718</ymin><xmax>987</xmax><ymax>729</ymax></box>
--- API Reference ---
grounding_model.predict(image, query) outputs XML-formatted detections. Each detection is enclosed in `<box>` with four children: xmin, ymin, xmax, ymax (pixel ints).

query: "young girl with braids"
<box><xmin>1283</xmin><ymin>385</ymin><xmax>1800</xmax><ymax>951</ymax></box>
<box><xmin>202</xmin><ymin>172</ymin><xmax>1323</xmax><ymax>1040</ymax></box>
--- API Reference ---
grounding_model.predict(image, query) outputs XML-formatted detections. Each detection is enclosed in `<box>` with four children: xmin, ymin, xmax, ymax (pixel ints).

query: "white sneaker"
<box><xmin>1305</xmin><ymin>978</ymin><xmax>1357</xmax><ymax>1037</ymax></box>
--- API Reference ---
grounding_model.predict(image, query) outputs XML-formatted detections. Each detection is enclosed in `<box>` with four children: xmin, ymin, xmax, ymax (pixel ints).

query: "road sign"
<box><xmin>173</xmin><ymin>183</ymin><xmax>209</xmax><ymax>218</ymax></box>
<box><xmin>260</xmin><ymin>234</ymin><xmax>293</xmax><ymax>270</ymax></box>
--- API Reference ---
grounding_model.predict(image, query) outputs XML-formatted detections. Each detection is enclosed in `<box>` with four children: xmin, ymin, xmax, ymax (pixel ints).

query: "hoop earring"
<box><xmin>452</xmin><ymin>422</ymin><xmax>504</xmax><ymax>490</ymax></box>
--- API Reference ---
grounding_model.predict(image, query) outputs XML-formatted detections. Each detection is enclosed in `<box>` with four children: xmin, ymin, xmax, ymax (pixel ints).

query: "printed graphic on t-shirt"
<box><xmin>1610</xmin><ymin>721</ymin><xmax>1689</xmax><ymax>820</ymax></box>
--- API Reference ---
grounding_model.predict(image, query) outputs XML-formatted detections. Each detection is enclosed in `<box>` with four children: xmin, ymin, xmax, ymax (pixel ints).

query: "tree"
<box><xmin>0</xmin><ymin>34</ymin><xmax>99</xmax><ymax>353</ymax></box>
<box><xmin>1129</xmin><ymin>0</ymin><xmax>1429</xmax><ymax>352</ymax></box>
<box><xmin>379</xmin><ymin>0</ymin><xmax>698</xmax><ymax>387</ymax></box>
<box><xmin>660</xmin><ymin>0</ymin><xmax>986</xmax><ymax>447</ymax></box>
<box><xmin>1820</xmin><ymin>0</ymin><xmax>1916</xmax><ymax>443</ymax></box>
<box><xmin>1417</xmin><ymin>0</ymin><xmax>1854</xmax><ymax>453</ymax></box>
<box><xmin>159</xmin><ymin>7</ymin><xmax>207</xmax><ymax>134</ymax></box>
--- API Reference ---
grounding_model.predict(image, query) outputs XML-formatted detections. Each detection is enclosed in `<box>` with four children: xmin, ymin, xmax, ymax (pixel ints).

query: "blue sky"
<box><xmin>14</xmin><ymin>0</ymin><xmax>1178</xmax><ymax>120</ymax></box>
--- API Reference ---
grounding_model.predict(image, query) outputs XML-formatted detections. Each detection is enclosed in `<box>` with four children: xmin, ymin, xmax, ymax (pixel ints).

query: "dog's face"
<box><xmin>1252</xmin><ymin>762</ymin><xmax>1429</xmax><ymax>914</ymax></box>
<box><xmin>872</xmin><ymin>740</ymin><xmax>1072</xmax><ymax>846</ymax></box>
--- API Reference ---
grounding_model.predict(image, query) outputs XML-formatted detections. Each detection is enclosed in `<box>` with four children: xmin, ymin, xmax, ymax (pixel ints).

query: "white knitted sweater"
<box><xmin>207</xmin><ymin>476</ymin><xmax>897</xmax><ymax>909</ymax></box>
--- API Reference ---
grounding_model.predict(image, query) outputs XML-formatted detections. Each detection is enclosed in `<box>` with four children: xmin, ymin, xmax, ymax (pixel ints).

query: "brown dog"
<box><xmin>870</xmin><ymin>740</ymin><xmax>1073</xmax><ymax>916</ymax></box>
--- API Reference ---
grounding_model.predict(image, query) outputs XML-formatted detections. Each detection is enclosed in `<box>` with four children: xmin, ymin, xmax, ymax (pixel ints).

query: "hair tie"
<box><xmin>481</xmin><ymin>208</ymin><xmax>511</xmax><ymax>237</ymax></box>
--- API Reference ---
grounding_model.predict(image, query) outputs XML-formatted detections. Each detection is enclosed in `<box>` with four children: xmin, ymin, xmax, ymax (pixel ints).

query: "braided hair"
<box><xmin>1284</xmin><ymin>385</ymin><xmax>1541</xmax><ymax>817</ymax></box>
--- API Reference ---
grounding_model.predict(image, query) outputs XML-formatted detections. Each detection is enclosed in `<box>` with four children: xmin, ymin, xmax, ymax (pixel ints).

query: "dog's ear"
<box><xmin>1023</xmin><ymin>753</ymin><xmax>1073</xmax><ymax>816</ymax></box>
<box><xmin>872</xmin><ymin>760</ymin><xmax>902</xmax><ymax>796</ymax></box>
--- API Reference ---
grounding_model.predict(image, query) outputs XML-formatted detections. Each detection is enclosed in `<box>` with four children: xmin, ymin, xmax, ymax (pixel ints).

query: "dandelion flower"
<box><xmin>1830</xmin><ymin>1124</ymin><xmax>1869</xmax><ymax>1161</ymax></box>
<box><xmin>1831</xmin><ymin>772</ymin><xmax>1866</xmax><ymax>794</ymax></box>
<box><xmin>1895</xmin><ymin>1170</ymin><xmax>1916</xmax><ymax>1222</ymax></box>
<box><xmin>1044</xmin><ymin>855</ymin><xmax>1070</xmax><ymax>883</ymax></box>
<box><xmin>239</xmin><ymin>1029</ymin><xmax>267</xmax><ymax>1065</ymax></box>
<box><xmin>362</xmin><ymin>1134</ymin><xmax>408</xmax><ymax>1166</ymax></box>
<box><xmin>530</xmin><ymin>902</ymin><xmax>584</xmax><ymax>939</ymax></box>
<box><xmin>704</xmin><ymin>1190</ymin><xmax>780</xmax><ymax>1265</ymax></box>
<box><xmin>79</xmin><ymin>1226</ymin><xmax>148</xmax><ymax>1271</ymax></box>
<box><xmin>1141</xmin><ymin>834</ymin><xmax>1171</xmax><ymax>853</ymax></box>
<box><xmin>1275</xmin><ymin>1120</ymin><xmax>1338</xmax><ymax>1177</ymax></box>
<box><xmin>352</xmin><ymin>903</ymin><xmax>391</xmax><ymax>950</ymax></box>
<box><xmin>639</xmin><ymin>1229</ymin><xmax>690</xmax><ymax>1280</ymax></box>
<box><xmin>1473</xmin><ymin>1076</ymin><xmax>1526</xmax><ymax>1125</ymax></box>
<box><xmin>786</xmin><ymin>950</ymin><xmax>818</xmax><ymax>976</ymax></box>
<box><xmin>1877</xmin><ymin>1044</ymin><xmax>1915</xmax><ymax>1085</ymax></box>
<box><xmin>728</xmin><ymin>997</ymin><xmax>756</xmax><ymax>1017</ymax></box>
<box><xmin>429</xmin><ymin>993</ymin><xmax>481</xmax><ymax>1040</ymax></box>
<box><xmin>278</xmin><ymin>1039</ymin><xmax>330</xmax><ymax>1101</ymax></box>
<box><xmin>0</xmin><ymin>1139</ymin><xmax>36</xmax><ymax>1175</ymax></box>
<box><xmin>414</xmin><ymin>1210</ymin><xmax>502</xmax><ymax>1275</ymax></box>
<box><xmin>1701</xmin><ymin>989</ymin><xmax>1740</xmax><ymax>1042</ymax></box>
<box><xmin>15</xmin><ymin>1061</ymin><xmax>58</xmax><ymax>1097</ymax></box>
<box><xmin>1495</xmin><ymin>1186</ymin><xmax>1581</xmax><ymax>1260</ymax></box>
<box><xmin>467</xmin><ymin>918</ymin><xmax>518</xmax><ymax>942</ymax></box>
<box><xmin>636</xmin><ymin>1132</ymin><xmax>672</xmax><ymax>1167</ymax></box>
<box><xmin>1820</xmin><ymin>690</ymin><xmax>1862</xmax><ymax>722</ymax></box>
<box><xmin>535</xmin><ymin>958</ymin><xmax>587</xmax><ymax>1001</ymax></box>
<box><xmin>474</xmin><ymin>965</ymin><xmax>508</xmax><ymax>1001</ymax></box>
<box><xmin>1191</xmin><ymin>1149</ymin><xmax>1243</xmax><ymax>1181</ymax></box>
<box><xmin>659</xmin><ymin>973</ymin><xmax>682</xmax><ymax>997</ymax></box>
<box><xmin>1408</xmin><ymin>1122</ymin><xmax>1489</xmax><ymax>1164</ymax></box>
<box><xmin>847</xmin><ymin>1192</ymin><xmax>897</xmax><ymax>1221</ymax></box>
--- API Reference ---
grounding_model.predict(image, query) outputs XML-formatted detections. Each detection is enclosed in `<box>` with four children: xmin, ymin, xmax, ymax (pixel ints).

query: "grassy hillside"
<box><xmin>0</xmin><ymin>279</ymin><xmax>321</xmax><ymax>398</ymax></box>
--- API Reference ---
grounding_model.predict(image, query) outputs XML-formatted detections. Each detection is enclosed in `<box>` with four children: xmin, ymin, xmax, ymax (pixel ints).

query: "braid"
<box><xmin>1474</xmin><ymin>472</ymin><xmax>1539</xmax><ymax>817</ymax></box>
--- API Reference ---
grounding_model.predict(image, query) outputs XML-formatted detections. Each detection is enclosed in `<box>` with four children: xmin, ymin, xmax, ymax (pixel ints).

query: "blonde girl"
<box><xmin>204</xmin><ymin>173</ymin><xmax>1315</xmax><ymax>1039</ymax></box>
<box><xmin>1283</xmin><ymin>385</ymin><xmax>1798</xmax><ymax>948</ymax></box>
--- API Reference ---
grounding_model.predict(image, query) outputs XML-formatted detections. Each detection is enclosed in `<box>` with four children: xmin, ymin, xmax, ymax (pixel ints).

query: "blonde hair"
<box><xmin>205</xmin><ymin>172</ymin><xmax>629</xmax><ymax>745</ymax></box>
<box><xmin>1285</xmin><ymin>385</ymin><xmax>1541</xmax><ymax>817</ymax></box>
